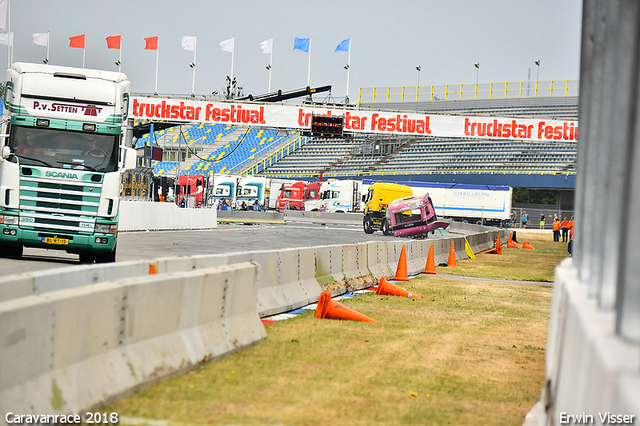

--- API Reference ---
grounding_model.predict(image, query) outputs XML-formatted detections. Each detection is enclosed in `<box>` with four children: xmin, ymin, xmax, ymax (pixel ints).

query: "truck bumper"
<box><xmin>0</xmin><ymin>224</ymin><xmax>116</xmax><ymax>254</ymax></box>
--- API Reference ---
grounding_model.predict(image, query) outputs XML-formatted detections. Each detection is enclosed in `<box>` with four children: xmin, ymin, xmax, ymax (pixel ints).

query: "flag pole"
<box><xmin>6</xmin><ymin>0</ymin><xmax>10</xmax><ymax>67</ymax></box>
<box><xmin>346</xmin><ymin>36</ymin><xmax>351</xmax><ymax>103</ymax></box>
<box><xmin>230</xmin><ymin>35</ymin><xmax>235</xmax><ymax>83</ymax></box>
<box><xmin>154</xmin><ymin>35</ymin><xmax>159</xmax><ymax>94</ymax></box>
<box><xmin>191</xmin><ymin>35</ymin><xmax>197</xmax><ymax>97</ymax></box>
<box><xmin>10</xmin><ymin>30</ymin><xmax>13</xmax><ymax>65</ymax></box>
<box><xmin>46</xmin><ymin>31</ymin><xmax>50</xmax><ymax>64</ymax></box>
<box><xmin>307</xmin><ymin>37</ymin><xmax>311</xmax><ymax>87</ymax></box>
<box><xmin>82</xmin><ymin>33</ymin><xmax>86</xmax><ymax>69</ymax></box>
<box><xmin>118</xmin><ymin>33</ymin><xmax>122</xmax><ymax>73</ymax></box>
<box><xmin>268</xmin><ymin>36</ymin><xmax>273</xmax><ymax>93</ymax></box>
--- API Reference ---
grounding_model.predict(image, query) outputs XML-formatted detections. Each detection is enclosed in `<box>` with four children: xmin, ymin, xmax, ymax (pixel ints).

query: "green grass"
<box><xmin>105</xmin><ymin>233</ymin><xmax>558</xmax><ymax>426</ymax></box>
<box><xmin>442</xmin><ymin>232</ymin><xmax>568</xmax><ymax>282</ymax></box>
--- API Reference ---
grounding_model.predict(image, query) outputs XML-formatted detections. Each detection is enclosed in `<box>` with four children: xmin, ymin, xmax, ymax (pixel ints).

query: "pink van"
<box><xmin>387</xmin><ymin>193</ymin><xmax>450</xmax><ymax>237</ymax></box>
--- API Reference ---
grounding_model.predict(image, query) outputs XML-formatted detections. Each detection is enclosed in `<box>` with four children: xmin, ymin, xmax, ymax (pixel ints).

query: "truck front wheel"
<box><xmin>363</xmin><ymin>217</ymin><xmax>375</xmax><ymax>234</ymax></box>
<box><xmin>0</xmin><ymin>244</ymin><xmax>23</xmax><ymax>258</ymax></box>
<box><xmin>79</xmin><ymin>252</ymin><xmax>95</xmax><ymax>263</ymax></box>
<box><xmin>382</xmin><ymin>218</ymin><xmax>393</xmax><ymax>236</ymax></box>
<box><xmin>96</xmin><ymin>246</ymin><xmax>116</xmax><ymax>263</ymax></box>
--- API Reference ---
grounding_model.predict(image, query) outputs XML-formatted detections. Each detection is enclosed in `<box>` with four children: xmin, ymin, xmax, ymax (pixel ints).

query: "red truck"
<box><xmin>176</xmin><ymin>174</ymin><xmax>205</xmax><ymax>208</ymax></box>
<box><xmin>276</xmin><ymin>181</ymin><xmax>322</xmax><ymax>211</ymax></box>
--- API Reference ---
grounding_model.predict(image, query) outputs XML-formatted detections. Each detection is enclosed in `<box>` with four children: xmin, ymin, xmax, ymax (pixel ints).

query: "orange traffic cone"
<box><xmin>392</xmin><ymin>245</ymin><xmax>410</xmax><ymax>281</ymax></box>
<box><xmin>421</xmin><ymin>243</ymin><xmax>437</xmax><ymax>275</ymax></box>
<box><xmin>376</xmin><ymin>275</ymin><xmax>422</xmax><ymax>299</ymax></box>
<box><xmin>507</xmin><ymin>232</ymin><xmax>521</xmax><ymax>248</ymax></box>
<box><xmin>447</xmin><ymin>241</ymin><xmax>457</xmax><ymax>266</ymax></box>
<box><xmin>315</xmin><ymin>292</ymin><xmax>377</xmax><ymax>323</ymax></box>
<box><xmin>522</xmin><ymin>242</ymin><xmax>535</xmax><ymax>249</ymax></box>
<box><xmin>485</xmin><ymin>235</ymin><xmax>503</xmax><ymax>254</ymax></box>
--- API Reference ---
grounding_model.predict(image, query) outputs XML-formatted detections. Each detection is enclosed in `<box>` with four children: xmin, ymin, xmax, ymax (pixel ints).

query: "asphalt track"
<box><xmin>0</xmin><ymin>222</ymin><xmax>454</xmax><ymax>277</ymax></box>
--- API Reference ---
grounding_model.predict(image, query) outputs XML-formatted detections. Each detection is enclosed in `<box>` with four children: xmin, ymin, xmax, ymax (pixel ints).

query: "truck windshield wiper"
<box><xmin>17</xmin><ymin>155</ymin><xmax>54</xmax><ymax>168</ymax></box>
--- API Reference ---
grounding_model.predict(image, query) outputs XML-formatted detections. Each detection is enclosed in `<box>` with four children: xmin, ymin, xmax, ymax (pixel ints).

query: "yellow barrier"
<box><xmin>358</xmin><ymin>80</ymin><xmax>579</xmax><ymax>104</ymax></box>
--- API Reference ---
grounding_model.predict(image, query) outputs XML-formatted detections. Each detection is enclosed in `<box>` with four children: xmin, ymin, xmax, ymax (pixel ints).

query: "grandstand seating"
<box><xmin>259</xmin><ymin>96</ymin><xmax>578</xmax><ymax>179</ymax></box>
<box><xmin>133</xmin><ymin>122</ymin><xmax>290</xmax><ymax>177</ymax></box>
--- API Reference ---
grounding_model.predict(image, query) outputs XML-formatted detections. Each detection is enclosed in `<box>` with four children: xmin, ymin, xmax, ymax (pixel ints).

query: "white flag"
<box><xmin>181</xmin><ymin>36</ymin><xmax>196</xmax><ymax>51</ymax></box>
<box><xmin>220</xmin><ymin>37</ymin><xmax>234</xmax><ymax>53</ymax></box>
<box><xmin>0</xmin><ymin>0</ymin><xmax>7</xmax><ymax>32</ymax></box>
<box><xmin>0</xmin><ymin>32</ymin><xmax>9</xmax><ymax>46</ymax></box>
<box><xmin>260</xmin><ymin>38</ymin><xmax>272</xmax><ymax>54</ymax></box>
<box><xmin>33</xmin><ymin>33</ymin><xmax>49</xmax><ymax>47</ymax></box>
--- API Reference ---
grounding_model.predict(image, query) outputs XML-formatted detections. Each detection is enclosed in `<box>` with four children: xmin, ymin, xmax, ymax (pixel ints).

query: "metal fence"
<box><xmin>358</xmin><ymin>79</ymin><xmax>579</xmax><ymax>104</ymax></box>
<box><xmin>509</xmin><ymin>207</ymin><xmax>574</xmax><ymax>230</ymax></box>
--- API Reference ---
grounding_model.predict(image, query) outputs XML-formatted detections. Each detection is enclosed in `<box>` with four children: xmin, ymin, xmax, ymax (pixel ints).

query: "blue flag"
<box><xmin>293</xmin><ymin>37</ymin><xmax>310</xmax><ymax>52</ymax></box>
<box><xmin>335</xmin><ymin>38</ymin><xmax>350</xmax><ymax>53</ymax></box>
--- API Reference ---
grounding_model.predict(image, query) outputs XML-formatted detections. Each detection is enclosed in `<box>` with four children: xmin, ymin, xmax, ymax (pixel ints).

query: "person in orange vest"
<box><xmin>552</xmin><ymin>217</ymin><xmax>561</xmax><ymax>242</ymax></box>
<box><xmin>568</xmin><ymin>220</ymin><xmax>574</xmax><ymax>256</ymax></box>
<box><xmin>561</xmin><ymin>217</ymin><xmax>569</xmax><ymax>242</ymax></box>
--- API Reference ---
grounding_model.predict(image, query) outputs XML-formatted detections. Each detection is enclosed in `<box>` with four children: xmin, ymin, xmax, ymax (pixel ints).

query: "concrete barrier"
<box><xmin>277</xmin><ymin>247</ymin><xmax>323</xmax><ymax>312</ymax></box>
<box><xmin>342</xmin><ymin>243</ymin><xmax>375</xmax><ymax>290</ymax></box>
<box><xmin>366</xmin><ymin>241</ymin><xmax>392</xmax><ymax>279</ymax></box>
<box><xmin>284</xmin><ymin>210</ymin><xmax>362</xmax><ymax>225</ymax></box>
<box><xmin>0</xmin><ymin>262</ymin><xmax>264</xmax><ymax>417</ymax></box>
<box><xmin>217</xmin><ymin>210</ymin><xmax>284</xmax><ymax>224</ymax></box>
<box><xmin>0</xmin><ymin>274</ymin><xmax>33</xmax><ymax>301</ymax></box>
<box><xmin>119</xmin><ymin>201</ymin><xmax>217</xmax><ymax>231</ymax></box>
<box><xmin>314</xmin><ymin>245</ymin><xmax>347</xmax><ymax>293</ymax></box>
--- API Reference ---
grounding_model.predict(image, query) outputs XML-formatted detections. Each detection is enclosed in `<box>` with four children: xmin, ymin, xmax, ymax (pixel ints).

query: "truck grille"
<box><xmin>18</xmin><ymin>176</ymin><xmax>102</xmax><ymax>234</ymax></box>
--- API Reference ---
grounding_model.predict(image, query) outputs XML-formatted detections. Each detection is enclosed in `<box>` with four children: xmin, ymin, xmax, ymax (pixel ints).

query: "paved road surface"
<box><xmin>0</xmin><ymin>222</ymin><xmax>453</xmax><ymax>277</ymax></box>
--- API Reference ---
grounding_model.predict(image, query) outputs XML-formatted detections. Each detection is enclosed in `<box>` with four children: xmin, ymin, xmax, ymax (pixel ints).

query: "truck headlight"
<box><xmin>0</xmin><ymin>215</ymin><xmax>19</xmax><ymax>225</ymax></box>
<box><xmin>95</xmin><ymin>224</ymin><xmax>117</xmax><ymax>234</ymax></box>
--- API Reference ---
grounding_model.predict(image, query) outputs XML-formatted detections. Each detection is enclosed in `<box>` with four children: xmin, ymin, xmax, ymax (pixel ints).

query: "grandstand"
<box><xmin>250</xmin><ymin>95</ymin><xmax>578</xmax><ymax>189</ymax></box>
<box><xmin>134</xmin><ymin>82</ymin><xmax>578</xmax><ymax>200</ymax></box>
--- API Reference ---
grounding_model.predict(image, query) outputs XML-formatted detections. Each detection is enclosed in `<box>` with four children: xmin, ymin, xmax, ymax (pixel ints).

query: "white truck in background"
<box><xmin>208</xmin><ymin>174</ymin><xmax>240</xmax><ymax>207</ymax></box>
<box><xmin>236</xmin><ymin>176</ymin><xmax>270</xmax><ymax>208</ymax></box>
<box><xmin>362</xmin><ymin>179</ymin><xmax>512</xmax><ymax>226</ymax></box>
<box><xmin>304</xmin><ymin>179</ymin><xmax>368</xmax><ymax>213</ymax></box>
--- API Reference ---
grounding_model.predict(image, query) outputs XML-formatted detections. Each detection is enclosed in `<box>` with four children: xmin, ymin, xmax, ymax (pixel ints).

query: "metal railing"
<box><xmin>240</xmin><ymin>135</ymin><xmax>309</xmax><ymax>176</ymax></box>
<box><xmin>358</xmin><ymin>80</ymin><xmax>579</xmax><ymax>104</ymax></box>
<box><xmin>255</xmin><ymin>169</ymin><xmax>576</xmax><ymax>180</ymax></box>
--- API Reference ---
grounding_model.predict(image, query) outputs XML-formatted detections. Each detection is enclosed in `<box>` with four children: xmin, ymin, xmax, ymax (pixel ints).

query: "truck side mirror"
<box><xmin>121</xmin><ymin>147</ymin><xmax>137</xmax><ymax>171</ymax></box>
<box><xmin>1</xmin><ymin>145</ymin><xmax>10</xmax><ymax>159</ymax></box>
<box><xmin>361</xmin><ymin>194</ymin><xmax>365</xmax><ymax>202</ymax></box>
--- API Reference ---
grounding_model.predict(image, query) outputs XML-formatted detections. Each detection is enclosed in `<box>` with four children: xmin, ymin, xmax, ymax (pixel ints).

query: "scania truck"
<box><xmin>0</xmin><ymin>63</ymin><xmax>136</xmax><ymax>262</ymax></box>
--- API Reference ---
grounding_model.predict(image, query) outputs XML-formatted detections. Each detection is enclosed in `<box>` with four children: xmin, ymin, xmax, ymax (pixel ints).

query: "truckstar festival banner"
<box><xmin>130</xmin><ymin>96</ymin><xmax>578</xmax><ymax>143</ymax></box>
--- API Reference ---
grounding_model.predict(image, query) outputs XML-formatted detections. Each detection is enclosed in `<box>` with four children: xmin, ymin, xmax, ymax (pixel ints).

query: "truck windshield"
<box><xmin>9</xmin><ymin>125</ymin><xmax>119</xmax><ymax>172</ymax></box>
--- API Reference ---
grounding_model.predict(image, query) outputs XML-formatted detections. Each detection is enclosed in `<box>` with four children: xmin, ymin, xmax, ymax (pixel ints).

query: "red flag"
<box><xmin>69</xmin><ymin>34</ymin><xmax>85</xmax><ymax>49</ymax></box>
<box><xmin>144</xmin><ymin>36</ymin><xmax>158</xmax><ymax>50</ymax></box>
<box><xmin>106</xmin><ymin>35</ymin><xmax>121</xmax><ymax>50</ymax></box>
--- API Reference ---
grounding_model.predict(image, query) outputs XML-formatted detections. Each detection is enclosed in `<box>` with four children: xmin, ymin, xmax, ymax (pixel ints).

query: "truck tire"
<box><xmin>96</xmin><ymin>246</ymin><xmax>116</xmax><ymax>263</ymax></box>
<box><xmin>382</xmin><ymin>218</ymin><xmax>393</xmax><ymax>236</ymax></box>
<box><xmin>79</xmin><ymin>252</ymin><xmax>95</xmax><ymax>263</ymax></box>
<box><xmin>0</xmin><ymin>244</ymin><xmax>23</xmax><ymax>258</ymax></box>
<box><xmin>363</xmin><ymin>217</ymin><xmax>375</xmax><ymax>234</ymax></box>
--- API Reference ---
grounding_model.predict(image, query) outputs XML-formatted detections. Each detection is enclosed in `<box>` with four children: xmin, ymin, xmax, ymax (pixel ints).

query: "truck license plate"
<box><xmin>42</xmin><ymin>237</ymin><xmax>69</xmax><ymax>245</ymax></box>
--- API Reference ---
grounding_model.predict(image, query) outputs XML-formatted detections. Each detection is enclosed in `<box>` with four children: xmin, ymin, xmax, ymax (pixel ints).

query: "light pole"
<box><xmin>474</xmin><ymin>63</ymin><xmax>480</xmax><ymax>85</ymax></box>
<box><xmin>535</xmin><ymin>60</ymin><xmax>540</xmax><ymax>96</ymax></box>
<box><xmin>416</xmin><ymin>65</ymin><xmax>421</xmax><ymax>86</ymax></box>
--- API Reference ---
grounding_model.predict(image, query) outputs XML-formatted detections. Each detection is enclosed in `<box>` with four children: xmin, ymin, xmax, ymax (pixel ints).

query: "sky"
<box><xmin>2</xmin><ymin>0</ymin><xmax>583</xmax><ymax>102</ymax></box>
